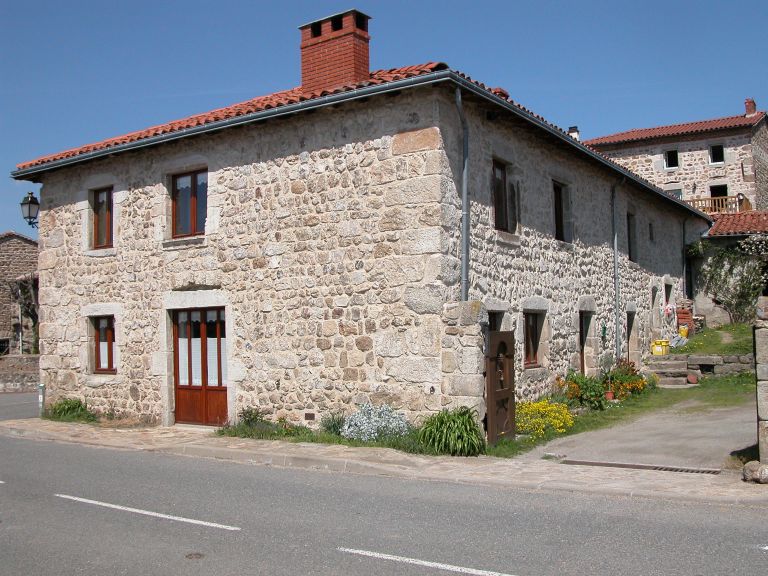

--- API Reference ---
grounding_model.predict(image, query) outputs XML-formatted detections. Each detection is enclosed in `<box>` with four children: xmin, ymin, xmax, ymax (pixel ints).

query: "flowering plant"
<box><xmin>340</xmin><ymin>403</ymin><xmax>410</xmax><ymax>442</ymax></box>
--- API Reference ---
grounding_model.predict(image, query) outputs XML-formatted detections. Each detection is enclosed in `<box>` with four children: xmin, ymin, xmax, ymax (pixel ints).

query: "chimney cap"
<box><xmin>298</xmin><ymin>9</ymin><xmax>371</xmax><ymax>29</ymax></box>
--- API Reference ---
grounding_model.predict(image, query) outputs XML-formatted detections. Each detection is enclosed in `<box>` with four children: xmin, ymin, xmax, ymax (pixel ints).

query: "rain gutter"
<box><xmin>8</xmin><ymin>69</ymin><xmax>713</xmax><ymax>226</ymax></box>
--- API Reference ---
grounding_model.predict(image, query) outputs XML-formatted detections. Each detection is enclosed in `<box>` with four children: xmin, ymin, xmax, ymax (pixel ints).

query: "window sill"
<box><xmin>162</xmin><ymin>236</ymin><xmax>206</xmax><ymax>250</ymax></box>
<box><xmin>663</xmin><ymin>167</ymin><xmax>679</xmax><ymax>172</ymax></box>
<box><xmin>85</xmin><ymin>373</ymin><xmax>119</xmax><ymax>387</ymax></box>
<box><xmin>495</xmin><ymin>230</ymin><xmax>521</xmax><ymax>248</ymax></box>
<box><xmin>84</xmin><ymin>247</ymin><xmax>116</xmax><ymax>258</ymax></box>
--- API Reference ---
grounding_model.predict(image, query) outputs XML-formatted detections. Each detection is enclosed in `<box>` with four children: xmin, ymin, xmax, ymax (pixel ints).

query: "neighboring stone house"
<box><xmin>690</xmin><ymin>211</ymin><xmax>768</xmax><ymax>326</ymax></box>
<box><xmin>0</xmin><ymin>232</ymin><xmax>38</xmax><ymax>355</ymax></box>
<box><xmin>585</xmin><ymin>100</ymin><xmax>768</xmax><ymax>213</ymax></box>
<box><xmin>11</xmin><ymin>10</ymin><xmax>710</xmax><ymax>433</ymax></box>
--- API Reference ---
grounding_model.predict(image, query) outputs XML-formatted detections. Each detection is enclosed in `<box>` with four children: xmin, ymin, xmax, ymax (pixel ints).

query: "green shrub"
<box><xmin>46</xmin><ymin>398</ymin><xmax>97</xmax><ymax>423</ymax></box>
<box><xmin>320</xmin><ymin>411</ymin><xmax>346</xmax><ymax>436</ymax></box>
<box><xmin>515</xmin><ymin>399</ymin><xmax>574</xmax><ymax>438</ymax></box>
<box><xmin>418</xmin><ymin>406</ymin><xmax>485</xmax><ymax>457</ymax></box>
<box><xmin>238</xmin><ymin>406</ymin><xmax>267</xmax><ymax>427</ymax></box>
<box><xmin>563</xmin><ymin>370</ymin><xmax>606</xmax><ymax>410</ymax></box>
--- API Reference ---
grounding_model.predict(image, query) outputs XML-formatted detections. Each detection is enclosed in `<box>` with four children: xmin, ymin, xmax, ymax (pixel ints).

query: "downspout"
<box><xmin>611</xmin><ymin>177</ymin><xmax>626</xmax><ymax>360</ymax></box>
<box><xmin>455</xmin><ymin>87</ymin><xmax>470</xmax><ymax>301</ymax></box>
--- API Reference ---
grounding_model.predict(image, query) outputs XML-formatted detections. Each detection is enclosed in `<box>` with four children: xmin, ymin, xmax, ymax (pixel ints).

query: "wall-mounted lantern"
<box><xmin>20</xmin><ymin>191</ymin><xmax>39</xmax><ymax>228</ymax></box>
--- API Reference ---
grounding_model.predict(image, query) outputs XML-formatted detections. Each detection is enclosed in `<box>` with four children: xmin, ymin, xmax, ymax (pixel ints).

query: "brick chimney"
<box><xmin>745</xmin><ymin>98</ymin><xmax>757</xmax><ymax>117</ymax></box>
<box><xmin>299</xmin><ymin>10</ymin><xmax>371</xmax><ymax>93</ymax></box>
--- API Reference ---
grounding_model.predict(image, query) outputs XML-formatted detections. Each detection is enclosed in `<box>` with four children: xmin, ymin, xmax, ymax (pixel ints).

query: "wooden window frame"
<box><xmin>93</xmin><ymin>316</ymin><xmax>116</xmax><ymax>374</ymax></box>
<box><xmin>171</xmin><ymin>169</ymin><xmax>207</xmax><ymax>238</ymax></box>
<box><xmin>92</xmin><ymin>187</ymin><xmax>113</xmax><ymax>249</ymax></box>
<box><xmin>524</xmin><ymin>312</ymin><xmax>542</xmax><ymax>368</ymax></box>
<box><xmin>172</xmin><ymin>307</ymin><xmax>226</xmax><ymax>388</ymax></box>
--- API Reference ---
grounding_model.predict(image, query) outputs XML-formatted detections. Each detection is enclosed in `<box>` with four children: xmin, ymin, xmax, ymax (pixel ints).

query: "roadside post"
<box><xmin>38</xmin><ymin>383</ymin><xmax>45</xmax><ymax>418</ymax></box>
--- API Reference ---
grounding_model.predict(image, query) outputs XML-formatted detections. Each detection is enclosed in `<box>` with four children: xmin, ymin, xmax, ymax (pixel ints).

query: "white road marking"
<box><xmin>337</xmin><ymin>547</ymin><xmax>519</xmax><ymax>576</ymax></box>
<box><xmin>0</xmin><ymin>480</ymin><xmax>5</xmax><ymax>484</ymax></box>
<box><xmin>761</xmin><ymin>545</ymin><xmax>768</xmax><ymax>551</ymax></box>
<box><xmin>54</xmin><ymin>494</ymin><xmax>240</xmax><ymax>531</ymax></box>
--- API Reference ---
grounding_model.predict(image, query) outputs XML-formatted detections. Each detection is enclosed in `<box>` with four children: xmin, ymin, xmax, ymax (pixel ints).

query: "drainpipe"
<box><xmin>611</xmin><ymin>177</ymin><xmax>626</xmax><ymax>360</ymax></box>
<box><xmin>455</xmin><ymin>87</ymin><xmax>470</xmax><ymax>301</ymax></box>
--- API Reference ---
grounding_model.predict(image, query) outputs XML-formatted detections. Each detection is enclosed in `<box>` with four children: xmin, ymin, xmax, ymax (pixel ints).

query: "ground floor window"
<box><xmin>524</xmin><ymin>312</ymin><xmax>543</xmax><ymax>368</ymax></box>
<box><xmin>93</xmin><ymin>316</ymin><xmax>116</xmax><ymax>373</ymax></box>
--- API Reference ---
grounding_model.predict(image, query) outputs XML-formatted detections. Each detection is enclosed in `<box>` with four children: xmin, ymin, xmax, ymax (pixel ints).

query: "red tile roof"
<box><xmin>585</xmin><ymin>111</ymin><xmax>766</xmax><ymax>147</ymax></box>
<box><xmin>707</xmin><ymin>211</ymin><xmax>768</xmax><ymax>237</ymax></box>
<box><xmin>16</xmin><ymin>63</ymin><xmax>449</xmax><ymax>171</ymax></box>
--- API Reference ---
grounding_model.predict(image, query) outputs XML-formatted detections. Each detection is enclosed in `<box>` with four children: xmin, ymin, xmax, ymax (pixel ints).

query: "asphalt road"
<box><xmin>1</xmin><ymin>437</ymin><xmax>766</xmax><ymax>576</ymax></box>
<box><xmin>0</xmin><ymin>392</ymin><xmax>38</xmax><ymax>421</ymax></box>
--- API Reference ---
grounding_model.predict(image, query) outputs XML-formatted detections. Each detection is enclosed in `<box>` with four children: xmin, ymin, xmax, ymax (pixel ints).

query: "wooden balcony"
<box><xmin>686</xmin><ymin>195</ymin><xmax>752</xmax><ymax>215</ymax></box>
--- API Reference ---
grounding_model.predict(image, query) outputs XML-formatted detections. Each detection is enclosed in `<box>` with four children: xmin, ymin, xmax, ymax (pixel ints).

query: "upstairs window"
<box><xmin>553</xmin><ymin>181</ymin><xmax>572</xmax><ymax>243</ymax></box>
<box><xmin>709</xmin><ymin>144</ymin><xmax>725</xmax><ymax>164</ymax></box>
<box><xmin>172</xmin><ymin>170</ymin><xmax>207</xmax><ymax>238</ymax></box>
<box><xmin>93</xmin><ymin>316</ymin><xmax>116</xmax><ymax>374</ymax></box>
<box><xmin>492</xmin><ymin>161</ymin><xmax>517</xmax><ymax>233</ymax></box>
<box><xmin>92</xmin><ymin>187</ymin><xmax>113</xmax><ymax>249</ymax></box>
<box><xmin>627</xmin><ymin>212</ymin><xmax>637</xmax><ymax>262</ymax></box>
<box><xmin>664</xmin><ymin>150</ymin><xmax>679</xmax><ymax>169</ymax></box>
<box><xmin>667</xmin><ymin>188</ymin><xmax>683</xmax><ymax>200</ymax></box>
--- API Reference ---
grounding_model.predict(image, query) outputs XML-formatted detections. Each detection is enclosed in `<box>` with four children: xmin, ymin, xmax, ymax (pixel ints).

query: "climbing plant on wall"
<box><xmin>699</xmin><ymin>234</ymin><xmax>768</xmax><ymax>324</ymax></box>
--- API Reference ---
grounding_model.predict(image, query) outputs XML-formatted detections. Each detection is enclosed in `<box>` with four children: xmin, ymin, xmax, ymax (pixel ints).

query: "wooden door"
<box><xmin>485</xmin><ymin>331</ymin><xmax>515</xmax><ymax>444</ymax></box>
<box><xmin>173</xmin><ymin>308</ymin><xmax>228</xmax><ymax>426</ymax></box>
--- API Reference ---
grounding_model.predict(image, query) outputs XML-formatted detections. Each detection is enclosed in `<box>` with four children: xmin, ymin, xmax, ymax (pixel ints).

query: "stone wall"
<box><xmin>753</xmin><ymin>121</ymin><xmax>768</xmax><ymax>210</ymax></box>
<box><xmin>0</xmin><ymin>354</ymin><xmax>39</xmax><ymax>393</ymax></box>
<box><xmin>755</xmin><ymin>321</ymin><xmax>768</xmax><ymax>463</ymax></box>
<box><xmin>33</xmin><ymin>85</ymin><xmax>709</xmax><ymax>426</ymax></box>
<box><xmin>436</xmin><ymin>92</ymin><xmax>707</xmax><ymax>398</ymax></box>
<box><xmin>596</xmin><ymin>131</ymin><xmax>760</xmax><ymax>208</ymax></box>
<box><xmin>0</xmin><ymin>234</ymin><xmax>38</xmax><ymax>353</ymax></box>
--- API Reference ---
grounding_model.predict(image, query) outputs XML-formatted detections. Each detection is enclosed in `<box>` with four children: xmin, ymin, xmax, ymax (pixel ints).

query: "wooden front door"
<box><xmin>173</xmin><ymin>308</ymin><xmax>228</xmax><ymax>426</ymax></box>
<box><xmin>485</xmin><ymin>331</ymin><xmax>515</xmax><ymax>444</ymax></box>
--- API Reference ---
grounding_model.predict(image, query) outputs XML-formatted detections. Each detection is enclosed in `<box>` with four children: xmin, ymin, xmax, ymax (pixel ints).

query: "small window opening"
<box><xmin>0</xmin><ymin>338</ymin><xmax>9</xmax><ymax>356</ymax></box>
<box><xmin>331</xmin><ymin>16</ymin><xmax>343</xmax><ymax>31</ymax></box>
<box><xmin>310</xmin><ymin>22</ymin><xmax>322</xmax><ymax>37</ymax></box>
<box><xmin>627</xmin><ymin>212</ymin><xmax>637</xmax><ymax>262</ymax></box>
<box><xmin>524</xmin><ymin>312</ymin><xmax>543</xmax><ymax>368</ymax></box>
<box><xmin>664</xmin><ymin>283</ymin><xmax>672</xmax><ymax>305</ymax></box>
<box><xmin>710</xmin><ymin>144</ymin><xmax>724</xmax><ymax>164</ymax></box>
<box><xmin>355</xmin><ymin>13</ymin><xmax>368</xmax><ymax>31</ymax></box>
<box><xmin>700</xmin><ymin>364</ymin><xmax>715</xmax><ymax>374</ymax></box>
<box><xmin>488</xmin><ymin>312</ymin><xmax>503</xmax><ymax>332</ymax></box>
<box><xmin>664</xmin><ymin>150</ymin><xmax>679</xmax><ymax>169</ymax></box>
<box><xmin>667</xmin><ymin>188</ymin><xmax>683</xmax><ymax>200</ymax></box>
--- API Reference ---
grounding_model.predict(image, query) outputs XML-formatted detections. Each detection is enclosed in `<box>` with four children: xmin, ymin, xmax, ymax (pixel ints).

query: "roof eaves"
<box><xmin>11</xmin><ymin>69</ymin><xmax>456</xmax><ymax>181</ymax></box>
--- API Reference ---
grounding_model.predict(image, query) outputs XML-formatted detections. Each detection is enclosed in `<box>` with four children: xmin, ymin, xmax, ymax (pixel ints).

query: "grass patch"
<box><xmin>670</xmin><ymin>323</ymin><xmax>752</xmax><ymax>356</ymax></box>
<box><xmin>44</xmin><ymin>398</ymin><xmax>98</xmax><ymax>423</ymax></box>
<box><xmin>216</xmin><ymin>373</ymin><xmax>757</xmax><ymax>460</ymax></box>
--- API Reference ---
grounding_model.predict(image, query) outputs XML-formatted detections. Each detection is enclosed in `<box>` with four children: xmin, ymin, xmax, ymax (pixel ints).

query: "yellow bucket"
<box><xmin>678</xmin><ymin>325</ymin><xmax>689</xmax><ymax>338</ymax></box>
<box><xmin>651</xmin><ymin>339</ymin><xmax>670</xmax><ymax>355</ymax></box>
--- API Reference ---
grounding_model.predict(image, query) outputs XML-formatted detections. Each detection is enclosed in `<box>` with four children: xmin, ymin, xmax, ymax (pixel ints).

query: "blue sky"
<box><xmin>2</xmin><ymin>0</ymin><xmax>766</xmax><ymax>238</ymax></box>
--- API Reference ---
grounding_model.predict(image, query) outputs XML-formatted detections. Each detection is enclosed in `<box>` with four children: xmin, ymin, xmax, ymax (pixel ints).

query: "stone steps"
<box><xmin>657</xmin><ymin>376</ymin><xmax>696</xmax><ymax>388</ymax></box>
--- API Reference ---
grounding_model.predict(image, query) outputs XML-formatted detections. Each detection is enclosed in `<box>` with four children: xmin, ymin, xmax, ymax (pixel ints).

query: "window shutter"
<box><xmin>508</xmin><ymin>180</ymin><xmax>517</xmax><ymax>233</ymax></box>
<box><xmin>562</xmin><ymin>188</ymin><xmax>573</xmax><ymax>242</ymax></box>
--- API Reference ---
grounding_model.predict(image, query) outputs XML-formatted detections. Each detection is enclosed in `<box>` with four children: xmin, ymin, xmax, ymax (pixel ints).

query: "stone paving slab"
<box><xmin>1</xmin><ymin>418</ymin><xmax>766</xmax><ymax>506</ymax></box>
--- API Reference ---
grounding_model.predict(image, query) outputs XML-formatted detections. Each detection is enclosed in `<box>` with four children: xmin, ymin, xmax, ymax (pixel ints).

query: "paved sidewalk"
<box><xmin>1</xmin><ymin>418</ymin><xmax>766</xmax><ymax>505</ymax></box>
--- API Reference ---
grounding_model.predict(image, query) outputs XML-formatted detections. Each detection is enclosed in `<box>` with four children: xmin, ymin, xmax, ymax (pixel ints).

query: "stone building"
<box><xmin>0</xmin><ymin>231</ymin><xmax>38</xmax><ymax>355</ymax></box>
<box><xmin>12</xmin><ymin>10</ymin><xmax>709</xmax><ymax>432</ymax></box>
<box><xmin>585</xmin><ymin>100</ymin><xmax>768</xmax><ymax>213</ymax></box>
